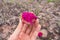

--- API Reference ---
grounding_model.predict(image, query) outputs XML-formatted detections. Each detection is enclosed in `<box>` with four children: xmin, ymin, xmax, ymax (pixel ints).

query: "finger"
<box><xmin>10</xmin><ymin>19</ymin><xmax>23</xmax><ymax>38</ymax></box>
<box><xmin>17</xmin><ymin>19</ymin><xmax>23</xmax><ymax>30</ymax></box>
<box><xmin>25</xmin><ymin>25</ymin><xmax>33</xmax><ymax>35</ymax></box>
<box><xmin>29</xmin><ymin>25</ymin><xmax>36</xmax><ymax>36</ymax></box>
<box><xmin>19</xmin><ymin>32</ymin><xmax>30</xmax><ymax>40</ymax></box>
<box><xmin>8</xmin><ymin>19</ymin><xmax>25</xmax><ymax>40</ymax></box>
<box><xmin>30</xmin><ymin>19</ymin><xmax>39</xmax><ymax>37</ymax></box>
<box><xmin>31</xmin><ymin>24</ymin><xmax>41</xmax><ymax>40</ymax></box>
<box><xmin>21</xmin><ymin>24</ymin><xmax>28</xmax><ymax>33</ymax></box>
<box><xmin>34</xmin><ymin>19</ymin><xmax>39</xmax><ymax>27</ymax></box>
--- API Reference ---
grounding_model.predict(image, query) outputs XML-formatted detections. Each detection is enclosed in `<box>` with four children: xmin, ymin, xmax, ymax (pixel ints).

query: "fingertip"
<box><xmin>38</xmin><ymin>24</ymin><xmax>41</xmax><ymax>30</ymax></box>
<box><xmin>37</xmin><ymin>19</ymin><xmax>39</xmax><ymax>23</ymax></box>
<box><xmin>35</xmin><ymin>19</ymin><xmax>39</xmax><ymax>24</ymax></box>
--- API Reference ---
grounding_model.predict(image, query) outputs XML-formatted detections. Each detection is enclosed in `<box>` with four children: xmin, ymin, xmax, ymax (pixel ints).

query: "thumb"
<box><xmin>8</xmin><ymin>19</ymin><xmax>22</xmax><ymax>40</ymax></box>
<box><xmin>14</xmin><ymin>18</ymin><xmax>22</xmax><ymax>33</ymax></box>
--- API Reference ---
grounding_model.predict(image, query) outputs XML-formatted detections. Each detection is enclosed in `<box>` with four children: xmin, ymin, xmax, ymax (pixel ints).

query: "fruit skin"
<box><xmin>38</xmin><ymin>32</ymin><xmax>43</xmax><ymax>37</ymax></box>
<box><xmin>22</xmin><ymin>11</ymin><xmax>37</xmax><ymax>24</ymax></box>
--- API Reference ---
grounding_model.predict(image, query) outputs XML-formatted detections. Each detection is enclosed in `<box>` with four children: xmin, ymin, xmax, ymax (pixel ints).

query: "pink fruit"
<box><xmin>22</xmin><ymin>11</ymin><xmax>37</xmax><ymax>24</ymax></box>
<box><xmin>38</xmin><ymin>32</ymin><xmax>43</xmax><ymax>37</ymax></box>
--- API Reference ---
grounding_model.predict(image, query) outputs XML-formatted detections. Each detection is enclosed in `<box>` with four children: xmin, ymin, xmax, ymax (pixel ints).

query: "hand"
<box><xmin>8</xmin><ymin>19</ymin><xmax>41</xmax><ymax>40</ymax></box>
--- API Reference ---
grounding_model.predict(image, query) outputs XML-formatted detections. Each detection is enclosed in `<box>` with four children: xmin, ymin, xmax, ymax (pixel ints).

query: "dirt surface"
<box><xmin>0</xmin><ymin>0</ymin><xmax>60</xmax><ymax>40</ymax></box>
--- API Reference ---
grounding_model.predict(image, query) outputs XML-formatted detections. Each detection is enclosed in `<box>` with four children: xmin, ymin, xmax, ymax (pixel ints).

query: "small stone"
<box><xmin>48</xmin><ymin>2</ymin><xmax>55</xmax><ymax>6</ymax></box>
<box><xmin>40</xmin><ymin>29</ymin><xmax>48</xmax><ymax>38</ymax></box>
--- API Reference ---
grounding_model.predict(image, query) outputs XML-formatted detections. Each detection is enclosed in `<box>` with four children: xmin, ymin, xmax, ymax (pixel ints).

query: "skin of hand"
<box><xmin>8</xmin><ymin>19</ymin><xmax>41</xmax><ymax>40</ymax></box>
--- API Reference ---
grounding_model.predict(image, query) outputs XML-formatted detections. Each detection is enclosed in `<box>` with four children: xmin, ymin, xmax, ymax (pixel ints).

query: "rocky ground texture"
<box><xmin>0</xmin><ymin>0</ymin><xmax>60</xmax><ymax>40</ymax></box>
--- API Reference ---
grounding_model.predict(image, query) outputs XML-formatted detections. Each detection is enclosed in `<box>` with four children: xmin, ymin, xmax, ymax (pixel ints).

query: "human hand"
<box><xmin>8</xmin><ymin>11</ymin><xmax>41</xmax><ymax>40</ymax></box>
<box><xmin>18</xmin><ymin>19</ymin><xmax>41</xmax><ymax>40</ymax></box>
<box><xmin>8</xmin><ymin>19</ymin><xmax>41</xmax><ymax>40</ymax></box>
